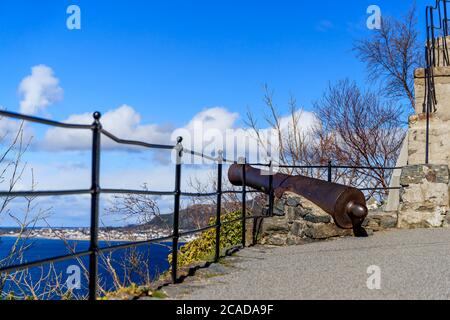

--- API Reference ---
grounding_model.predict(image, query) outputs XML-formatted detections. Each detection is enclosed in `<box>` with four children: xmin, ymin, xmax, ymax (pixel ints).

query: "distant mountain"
<box><xmin>146</xmin><ymin>204</ymin><xmax>217</xmax><ymax>230</ymax></box>
<box><xmin>144</xmin><ymin>200</ymin><xmax>265</xmax><ymax>231</ymax></box>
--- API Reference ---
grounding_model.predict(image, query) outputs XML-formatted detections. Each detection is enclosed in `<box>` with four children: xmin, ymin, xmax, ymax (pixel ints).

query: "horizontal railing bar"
<box><xmin>0</xmin><ymin>189</ymin><xmax>92</xmax><ymax>197</ymax></box>
<box><xmin>101</xmin><ymin>129</ymin><xmax>175</xmax><ymax>150</ymax></box>
<box><xmin>0</xmin><ymin>250</ymin><xmax>92</xmax><ymax>274</ymax></box>
<box><xmin>359</xmin><ymin>187</ymin><xmax>401</xmax><ymax>191</ymax></box>
<box><xmin>98</xmin><ymin>235</ymin><xmax>174</xmax><ymax>253</ymax></box>
<box><xmin>332</xmin><ymin>166</ymin><xmax>402</xmax><ymax>170</ymax></box>
<box><xmin>222</xmin><ymin>158</ymin><xmax>238</xmax><ymax>164</ymax></box>
<box><xmin>180</xmin><ymin>192</ymin><xmax>218</xmax><ymax>197</ymax></box>
<box><xmin>177</xmin><ymin>215</ymin><xmax>265</xmax><ymax>238</ymax></box>
<box><xmin>276</xmin><ymin>165</ymin><xmax>329</xmax><ymax>169</ymax></box>
<box><xmin>0</xmin><ymin>110</ymin><xmax>93</xmax><ymax>129</ymax></box>
<box><xmin>222</xmin><ymin>190</ymin><xmax>260</xmax><ymax>194</ymax></box>
<box><xmin>101</xmin><ymin>189</ymin><xmax>176</xmax><ymax>196</ymax></box>
<box><xmin>221</xmin><ymin>217</ymin><xmax>243</xmax><ymax>226</ymax></box>
<box><xmin>175</xmin><ymin>216</ymin><xmax>266</xmax><ymax>239</ymax></box>
<box><xmin>178</xmin><ymin>225</ymin><xmax>216</xmax><ymax>238</ymax></box>
<box><xmin>246</xmin><ymin>163</ymin><xmax>402</xmax><ymax>171</ymax></box>
<box><xmin>246</xmin><ymin>163</ymin><xmax>271</xmax><ymax>167</ymax></box>
<box><xmin>0</xmin><ymin>235</ymin><xmax>179</xmax><ymax>275</ymax></box>
<box><xmin>221</xmin><ymin>215</ymin><xmax>260</xmax><ymax>227</ymax></box>
<box><xmin>222</xmin><ymin>190</ymin><xmax>242</xmax><ymax>194</ymax></box>
<box><xmin>184</xmin><ymin>149</ymin><xmax>218</xmax><ymax>162</ymax></box>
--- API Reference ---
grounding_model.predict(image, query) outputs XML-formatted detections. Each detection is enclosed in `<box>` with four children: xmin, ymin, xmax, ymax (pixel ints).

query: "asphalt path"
<box><xmin>171</xmin><ymin>229</ymin><xmax>450</xmax><ymax>300</ymax></box>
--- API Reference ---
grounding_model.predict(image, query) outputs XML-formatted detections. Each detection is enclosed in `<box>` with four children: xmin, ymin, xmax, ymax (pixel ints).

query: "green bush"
<box><xmin>169</xmin><ymin>211</ymin><xmax>243</xmax><ymax>268</ymax></box>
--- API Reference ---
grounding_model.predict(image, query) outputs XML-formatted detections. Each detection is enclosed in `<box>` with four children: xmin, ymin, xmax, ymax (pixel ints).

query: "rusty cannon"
<box><xmin>228</xmin><ymin>164</ymin><xmax>369</xmax><ymax>237</ymax></box>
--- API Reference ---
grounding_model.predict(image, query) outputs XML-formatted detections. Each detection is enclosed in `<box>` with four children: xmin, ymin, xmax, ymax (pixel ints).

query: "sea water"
<box><xmin>0</xmin><ymin>236</ymin><xmax>174</xmax><ymax>299</ymax></box>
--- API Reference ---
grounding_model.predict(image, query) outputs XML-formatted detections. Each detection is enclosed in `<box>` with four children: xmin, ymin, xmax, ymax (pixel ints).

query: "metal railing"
<box><xmin>0</xmin><ymin>109</ymin><xmax>401</xmax><ymax>300</ymax></box>
<box><xmin>424</xmin><ymin>0</ymin><xmax>450</xmax><ymax>163</ymax></box>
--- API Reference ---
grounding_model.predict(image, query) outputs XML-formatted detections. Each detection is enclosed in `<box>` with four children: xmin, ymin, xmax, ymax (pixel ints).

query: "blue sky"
<box><xmin>0</xmin><ymin>0</ymin><xmax>431</xmax><ymax>226</ymax></box>
<box><xmin>0</xmin><ymin>0</ymin><xmax>429</xmax><ymax>121</ymax></box>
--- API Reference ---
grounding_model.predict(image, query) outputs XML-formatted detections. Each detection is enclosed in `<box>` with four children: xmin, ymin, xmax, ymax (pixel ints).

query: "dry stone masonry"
<box><xmin>261</xmin><ymin>192</ymin><xmax>403</xmax><ymax>245</ymax></box>
<box><xmin>398</xmin><ymin>165</ymin><xmax>450</xmax><ymax>229</ymax></box>
<box><xmin>261</xmin><ymin>192</ymin><xmax>352</xmax><ymax>246</ymax></box>
<box><xmin>260</xmin><ymin>164</ymin><xmax>450</xmax><ymax>245</ymax></box>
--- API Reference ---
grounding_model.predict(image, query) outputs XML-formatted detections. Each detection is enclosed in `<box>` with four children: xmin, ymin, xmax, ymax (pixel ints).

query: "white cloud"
<box><xmin>185</xmin><ymin>107</ymin><xmax>239</xmax><ymax>132</ymax></box>
<box><xmin>19</xmin><ymin>65</ymin><xmax>63</xmax><ymax>115</ymax></box>
<box><xmin>172</xmin><ymin>107</ymin><xmax>240</xmax><ymax>159</ymax></box>
<box><xmin>173</xmin><ymin>107</ymin><xmax>318</xmax><ymax>164</ymax></box>
<box><xmin>40</xmin><ymin>104</ymin><xmax>318</xmax><ymax>166</ymax></box>
<box><xmin>41</xmin><ymin>106</ymin><xmax>240</xmax><ymax>153</ymax></box>
<box><xmin>41</xmin><ymin>105</ymin><xmax>174</xmax><ymax>151</ymax></box>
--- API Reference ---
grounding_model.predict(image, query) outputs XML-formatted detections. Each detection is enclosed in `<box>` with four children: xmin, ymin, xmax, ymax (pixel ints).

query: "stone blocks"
<box><xmin>261</xmin><ymin>192</ymin><xmax>353</xmax><ymax>246</ymax></box>
<box><xmin>398</xmin><ymin>165</ymin><xmax>450</xmax><ymax>229</ymax></box>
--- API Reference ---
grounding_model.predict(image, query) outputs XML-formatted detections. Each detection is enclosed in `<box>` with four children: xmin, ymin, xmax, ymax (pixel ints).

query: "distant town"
<box><xmin>0</xmin><ymin>226</ymin><xmax>196</xmax><ymax>242</ymax></box>
<box><xmin>0</xmin><ymin>204</ymin><xmax>219</xmax><ymax>243</ymax></box>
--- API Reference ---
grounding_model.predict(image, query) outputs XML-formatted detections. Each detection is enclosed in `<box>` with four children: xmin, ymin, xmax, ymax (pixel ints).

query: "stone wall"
<box><xmin>259</xmin><ymin>167</ymin><xmax>450</xmax><ymax>246</ymax></box>
<box><xmin>260</xmin><ymin>192</ymin><xmax>398</xmax><ymax>246</ymax></box>
<box><xmin>398</xmin><ymin>164</ymin><xmax>450</xmax><ymax>228</ymax></box>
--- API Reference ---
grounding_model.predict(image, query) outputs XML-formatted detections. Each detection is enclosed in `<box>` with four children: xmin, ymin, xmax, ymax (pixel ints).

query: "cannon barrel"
<box><xmin>228</xmin><ymin>164</ymin><xmax>368</xmax><ymax>236</ymax></box>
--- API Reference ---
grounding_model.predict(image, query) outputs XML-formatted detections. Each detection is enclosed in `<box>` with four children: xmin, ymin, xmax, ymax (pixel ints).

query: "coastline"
<box><xmin>0</xmin><ymin>233</ymin><xmax>194</xmax><ymax>243</ymax></box>
<box><xmin>0</xmin><ymin>234</ymin><xmax>134</xmax><ymax>243</ymax></box>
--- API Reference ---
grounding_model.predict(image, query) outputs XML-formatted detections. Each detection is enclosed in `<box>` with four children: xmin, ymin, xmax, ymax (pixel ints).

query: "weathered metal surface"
<box><xmin>228</xmin><ymin>164</ymin><xmax>368</xmax><ymax>236</ymax></box>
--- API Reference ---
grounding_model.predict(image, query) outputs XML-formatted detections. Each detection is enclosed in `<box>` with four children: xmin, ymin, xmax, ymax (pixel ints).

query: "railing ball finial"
<box><xmin>93</xmin><ymin>112</ymin><xmax>102</xmax><ymax>121</ymax></box>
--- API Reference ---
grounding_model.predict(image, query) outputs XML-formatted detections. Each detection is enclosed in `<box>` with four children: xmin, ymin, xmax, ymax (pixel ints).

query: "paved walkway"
<box><xmin>160</xmin><ymin>228</ymin><xmax>450</xmax><ymax>300</ymax></box>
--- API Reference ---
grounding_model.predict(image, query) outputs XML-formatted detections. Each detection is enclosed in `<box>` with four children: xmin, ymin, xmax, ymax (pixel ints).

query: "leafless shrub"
<box><xmin>0</xmin><ymin>121</ymin><xmax>60</xmax><ymax>300</ymax></box>
<box><xmin>246</xmin><ymin>81</ymin><xmax>405</xmax><ymax>202</ymax></box>
<box><xmin>313</xmin><ymin>80</ymin><xmax>406</xmax><ymax>199</ymax></box>
<box><xmin>354</xmin><ymin>4</ymin><xmax>422</xmax><ymax>110</ymax></box>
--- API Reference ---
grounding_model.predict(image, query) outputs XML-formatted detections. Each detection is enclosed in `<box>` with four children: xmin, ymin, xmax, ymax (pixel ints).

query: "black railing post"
<box><xmin>171</xmin><ymin>137</ymin><xmax>183</xmax><ymax>284</ymax></box>
<box><xmin>241</xmin><ymin>157</ymin><xmax>247</xmax><ymax>248</ymax></box>
<box><xmin>426</xmin><ymin>6</ymin><xmax>432</xmax><ymax>165</ymax></box>
<box><xmin>426</xmin><ymin>99</ymin><xmax>430</xmax><ymax>165</ymax></box>
<box><xmin>327</xmin><ymin>161</ymin><xmax>333</xmax><ymax>183</ymax></box>
<box><xmin>215</xmin><ymin>151</ymin><xmax>223</xmax><ymax>263</ymax></box>
<box><xmin>268</xmin><ymin>162</ymin><xmax>274</xmax><ymax>217</ymax></box>
<box><xmin>89</xmin><ymin>112</ymin><xmax>102</xmax><ymax>301</ymax></box>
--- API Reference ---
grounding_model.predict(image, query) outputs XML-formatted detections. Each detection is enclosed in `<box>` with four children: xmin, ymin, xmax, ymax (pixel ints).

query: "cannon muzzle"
<box><xmin>228</xmin><ymin>164</ymin><xmax>368</xmax><ymax>237</ymax></box>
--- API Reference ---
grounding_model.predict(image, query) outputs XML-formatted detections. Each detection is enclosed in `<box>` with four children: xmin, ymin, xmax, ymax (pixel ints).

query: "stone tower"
<box><xmin>410</xmin><ymin>68</ymin><xmax>450</xmax><ymax>165</ymax></box>
<box><xmin>395</xmin><ymin>36</ymin><xmax>450</xmax><ymax>228</ymax></box>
